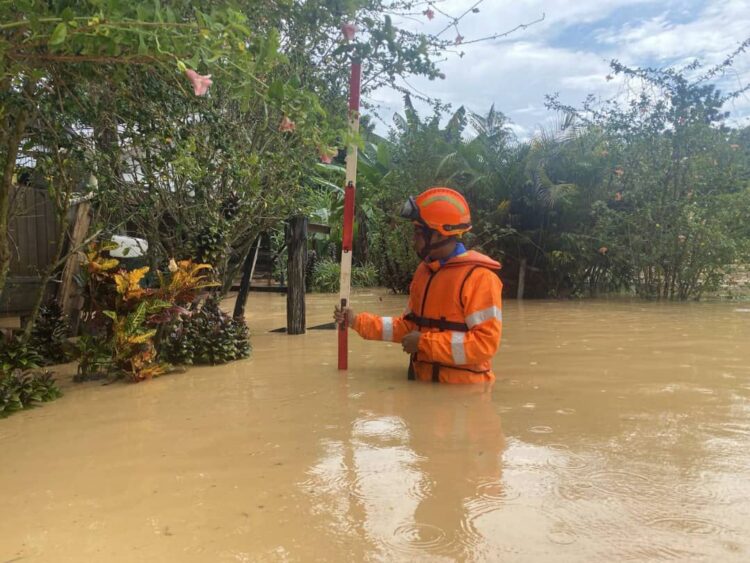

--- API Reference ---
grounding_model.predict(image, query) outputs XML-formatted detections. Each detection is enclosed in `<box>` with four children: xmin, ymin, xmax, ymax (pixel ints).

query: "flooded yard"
<box><xmin>2</xmin><ymin>290</ymin><xmax>749</xmax><ymax>562</ymax></box>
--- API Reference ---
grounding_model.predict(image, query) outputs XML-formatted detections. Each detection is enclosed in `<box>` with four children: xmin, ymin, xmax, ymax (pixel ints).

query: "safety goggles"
<box><xmin>399</xmin><ymin>196</ymin><xmax>422</xmax><ymax>223</ymax></box>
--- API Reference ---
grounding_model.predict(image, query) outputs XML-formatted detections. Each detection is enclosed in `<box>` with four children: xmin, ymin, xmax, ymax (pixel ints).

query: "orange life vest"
<box><xmin>352</xmin><ymin>250</ymin><xmax>503</xmax><ymax>384</ymax></box>
<box><xmin>406</xmin><ymin>251</ymin><xmax>502</xmax><ymax>383</ymax></box>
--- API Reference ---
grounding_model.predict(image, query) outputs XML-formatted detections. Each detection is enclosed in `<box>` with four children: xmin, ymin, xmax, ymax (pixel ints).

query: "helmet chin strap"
<box><xmin>417</xmin><ymin>226</ymin><xmax>455</xmax><ymax>260</ymax></box>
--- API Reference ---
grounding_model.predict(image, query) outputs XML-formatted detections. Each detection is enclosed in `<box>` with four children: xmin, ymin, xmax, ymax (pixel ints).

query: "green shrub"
<box><xmin>0</xmin><ymin>370</ymin><xmax>62</xmax><ymax>418</ymax></box>
<box><xmin>159</xmin><ymin>296</ymin><xmax>252</xmax><ymax>366</ymax></box>
<box><xmin>29</xmin><ymin>302</ymin><xmax>70</xmax><ymax>365</ymax></box>
<box><xmin>310</xmin><ymin>259</ymin><xmax>378</xmax><ymax>293</ymax></box>
<box><xmin>0</xmin><ymin>335</ymin><xmax>42</xmax><ymax>375</ymax></box>
<box><xmin>74</xmin><ymin>335</ymin><xmax>114</xmax><ymax>382</ymax></box>
<box><xmin>368</xmin><ymin>217</ymin><xmax>418</xmax><ymax>294</ymax></box>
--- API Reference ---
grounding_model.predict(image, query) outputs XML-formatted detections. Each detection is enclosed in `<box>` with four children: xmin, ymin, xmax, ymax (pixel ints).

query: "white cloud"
<box><xmin>370</xmin><ymin>0</ymin><xmax>750</xmax><ymax>135</ymax></box>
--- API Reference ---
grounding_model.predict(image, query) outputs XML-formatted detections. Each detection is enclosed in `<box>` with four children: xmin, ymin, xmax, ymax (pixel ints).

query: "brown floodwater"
<box><xmin>2</xmin><ymin>291</ymin><xmax>750</xmax><ymax>562</ymax></box>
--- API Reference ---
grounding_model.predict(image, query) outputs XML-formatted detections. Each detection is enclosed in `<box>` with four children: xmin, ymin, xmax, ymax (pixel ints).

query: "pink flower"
<box><xmin>185</xmin><ymin>69</ymin><xmax>213</xmax><ymax>96</ymax></box>
<box><xmin>730</xmin><ymin>144</ymin><xmax>740</xmax><ymax>150</ymax></box>
<box><xmin>614</xmin><ymin>191</ymin><xmax>623</xmax><ymax>202</ymax></box>
<box><xmin>319</xmin><ymin>146</ymin><xmax>337</xmax><ymax>163</ymax></box>
<box><xmin>279</xmin><ymin>116</ymin><xmax>296</xmax><ymax>132</ymax></box>
<box><xmin>342</xmin><ymin>22</ymin><xmax>357</xmax><ymax>41</ymax></box>
<box><xmin>598</xmin><ymin>246</ymin><xmax>608</xmax><ymax>255</ymax></box>
<box><xmin>424</xmin><ymin>9</ymin><xmax>435</xmax><ymax>20</ymax></box>
<box><xmin>455</xmin><ymin>34</ymin><xmax>464</xmax><ymax>45</ymax></box>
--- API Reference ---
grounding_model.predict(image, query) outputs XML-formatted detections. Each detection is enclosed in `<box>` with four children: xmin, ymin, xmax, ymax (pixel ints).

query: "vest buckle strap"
<box><xmin>404</xmin><ymin>312</ymin><xmax>468</xmax><ymax>332</ymax></box>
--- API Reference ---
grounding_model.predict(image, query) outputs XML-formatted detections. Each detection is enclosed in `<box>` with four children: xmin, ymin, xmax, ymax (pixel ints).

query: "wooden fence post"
<box><xmin>286</xmin><ymin>216</ymin><xmax>307</xmax><ymax>335</ymax></box>
<box><xmin>58</xmin><ymin>200</ymin><xmax>92</xmax><ymax>333</ymax></box>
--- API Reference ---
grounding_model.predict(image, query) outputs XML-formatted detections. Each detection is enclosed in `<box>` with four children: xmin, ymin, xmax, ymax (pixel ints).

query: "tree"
<box><xmin>0</xmin><ymin>0</ymin><xmax>276</xmax><ymax>299</ymax></box>
<box><xmin>548</xmin><ymin>46</ymin><xmax>750</xmax><ymax>299</ymax></box>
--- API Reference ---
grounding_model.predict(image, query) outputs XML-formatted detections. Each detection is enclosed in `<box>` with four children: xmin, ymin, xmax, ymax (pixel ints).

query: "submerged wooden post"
<box><xmin>286</xmin><ymin>216</ymin><xmax>307</xmax><ymax>334</ymax></box>
<box><xmin>233</xmin><ymin>235</ymin><xmax>262</xmax><ymax>320</ymax></box>
<box><xmin>517</xmin><ymin>257</ymin><xmax>527</xmax><ymax>300</ymax></box>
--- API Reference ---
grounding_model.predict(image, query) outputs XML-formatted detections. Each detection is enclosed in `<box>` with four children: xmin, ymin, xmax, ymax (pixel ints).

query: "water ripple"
<box><xmin>646</xmin><ymin>516</ymin><xmax>725</xmax><ymax>535</ymax></box>
<box><xmin>474</xmin><ymin>480</ymin><xmax>522</xmax><ymax>503</ymax></box>
<box><xmin>554</xmin><ymin>481</ymin><xmax>597</xmax><ymax>501</ymax></box>
<box><xmin>390</xmin><ymin>522</ymin><xmax>449</xmax><ymax>553</ymax></box>
<box><xmin>587</xmin><ymin>470</ymin><xmax>657</xmax><ymax>499</ymax></box>
<box><xmin>547</xmin><ymin>521</ymin><xmax>579</xmax><ymax>545</ymax></box>
<box><xmin>671</xmin><ymin>480</ymin><xmax>721</xmax><ymax>505</ymax></box>
<box><xmin>352</xmin><ymin>415</ymin><xmax>409</xmax><ymax>442</ymax></box>
<box><xmin>547</xmin><ymin>452</ymin><xmax>589</xmax><ymax>471</ymax></box>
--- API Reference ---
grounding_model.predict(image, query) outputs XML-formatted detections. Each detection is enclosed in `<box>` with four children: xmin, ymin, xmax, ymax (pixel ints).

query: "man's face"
<box><xmin>413</xmin><ymin>223</ymin><xmax>439</xmax><ymax>258</ymax></box>
<box><xmin>412</xmin><ymin>223</ymin><xmax>428</xmax><ymax>256</ymax></box>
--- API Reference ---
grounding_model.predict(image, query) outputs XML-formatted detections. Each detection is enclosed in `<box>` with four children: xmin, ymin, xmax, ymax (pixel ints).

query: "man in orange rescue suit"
<box><xmin>334</xmin><ymin>187</ymin><xmax>503</xmax><ymax>384</ymax></box>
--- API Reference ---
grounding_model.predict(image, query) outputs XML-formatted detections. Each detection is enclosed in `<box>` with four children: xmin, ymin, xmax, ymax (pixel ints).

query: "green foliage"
<box><xmin>0</xmin><ymin>335</ymin><xmax>42</xmax><ymax>375</ymax></box>
<box><xmin>549</xmin><ymin>55</ymin><xmax>750</xmax><ymax>299</ymax></box>
<box><xmin>368</xmin><ymin>217</ymin><xmax>419</xmax><ymax>294</ymax></box>
<box><xmin>357</xmin><ymin>49</ymin><xmax>750</xmax><ymax>300</ymax></box>
<box><xmin>270</xmin><ymin>229</ymin><xmax>288</xmax><ymax>284</ymax></box>
<box><xmin>310</xmin><ymin>259</ymin><xmax>378</xmax><ymax>293</ymax></box>
<box><xmin>0</xmin><ymin>370</ymin><xmax>62</xmax><ymax>418</ymax></box>
<box><xmin>74</xmin><ymin>335</ymin><xmax>113</xmax><ymax>382</ymax></box>
<box><xmin>29</xmin><ymin>302</ymin><xmax>70</xmax><ymax>365</ymax></box>
<box><xmin>1</xmin><ymin>0</ymin><xmax>470</xmax><ymax>307</ymax></box>
<box><xmin>160</xmin><ymin>296</ymin><xmax>251</xmax><ymax>365</ymax></box>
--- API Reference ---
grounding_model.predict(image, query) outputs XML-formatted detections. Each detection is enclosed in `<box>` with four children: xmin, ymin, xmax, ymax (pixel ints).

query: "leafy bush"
<box><xmin>78</xmin><ymin>242</ymin><xmax>219</xmax><ymax>382</ymax></box>
<box><xmin>0</xmin><ymin>370</ymin><xmax>62</xmax><ymax>418</ymax></box>
<box><xmin>310</xmin><ymin>259</ymin><xmax>379</xmax><ymax>293</ymax></box>
<box><xmin>368</xmin><ymin>217</ymin><xmax>418</xmax><ymax>294</ymax></box>
<box><xmin>159</xmin><ymin>296</ymin><xmax>251</xmax><ymax>366</ymax></box>
<box><xmin>74</xmin><ymin>335</ymin><xmax>113</xmax><ymax>382</ymax></box>
<box><xmin>0</xmin><ymin>335</ymin><xmax>42</xmax><ymax>375</ymax></box>
<box><xmin>29</xmin><ymin>302</ymin><xmax>70</xmax><ymax>365</ymax></box>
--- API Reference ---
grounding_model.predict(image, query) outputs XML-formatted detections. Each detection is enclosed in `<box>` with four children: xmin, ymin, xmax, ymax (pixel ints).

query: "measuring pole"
<box><xmin>338</xmin><ymin>59</ymin><xmax>361</xmax><ymax>370</ymax></box>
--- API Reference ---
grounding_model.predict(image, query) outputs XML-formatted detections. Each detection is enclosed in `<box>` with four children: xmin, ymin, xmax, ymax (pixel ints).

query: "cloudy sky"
<box><xmin>370</xmin><ymin>0</ymin><xmax>750</xmax><ymax>138</ymax></box>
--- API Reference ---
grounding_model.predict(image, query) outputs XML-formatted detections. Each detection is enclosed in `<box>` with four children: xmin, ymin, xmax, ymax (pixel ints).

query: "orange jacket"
<box><xmin>353</xmin><ymin>250</ymin><xmax>503</xmax><ymax>383</ymax></box>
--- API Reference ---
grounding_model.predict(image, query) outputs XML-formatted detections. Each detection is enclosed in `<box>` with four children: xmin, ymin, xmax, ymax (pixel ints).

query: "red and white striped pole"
<box><xmin>338</xmin><ymin>58</ymin><xmax>361</xmax><ymax>370</ymax></box>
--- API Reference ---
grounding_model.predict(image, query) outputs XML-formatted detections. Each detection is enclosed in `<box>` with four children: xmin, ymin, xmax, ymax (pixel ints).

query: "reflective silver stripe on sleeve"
<box><xmin>382</xmin><ymin>317</ymin><xmax>393</xmax><ymax>341</ymax></box>
<box><xmin>465</xmin><ymin>305</ymin><xmax>503</xmax><ymax>328</ymax></box>
<box><xmin>451</xmin><ymin>331</ymin><xmax>466</xmax><ymax>365</ymax></box>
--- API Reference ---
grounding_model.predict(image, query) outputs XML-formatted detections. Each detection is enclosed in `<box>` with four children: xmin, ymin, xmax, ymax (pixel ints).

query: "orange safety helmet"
<box><xmin>400</xmin><ymin>187</ymin><xmax>472</xmax><ymax>237</ymax></box>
